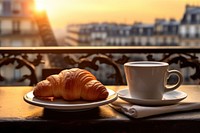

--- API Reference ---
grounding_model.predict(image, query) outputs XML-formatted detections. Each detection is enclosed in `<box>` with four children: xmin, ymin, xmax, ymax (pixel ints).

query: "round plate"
<box><xmin>117</xmin><ymin>88</ymin><xmax>187</xmax><ymax>106</ymax></box>
<box><xmin>24</xmin><ymin>88</ymin><xmax>118</xmax><ymax>111</ymax></box>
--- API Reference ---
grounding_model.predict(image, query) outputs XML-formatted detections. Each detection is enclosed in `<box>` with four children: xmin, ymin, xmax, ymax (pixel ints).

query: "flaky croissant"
<box><xmin>33</xmin><ymin>68</ymin><xmax>109</xmax><ymax>101</ymax></box>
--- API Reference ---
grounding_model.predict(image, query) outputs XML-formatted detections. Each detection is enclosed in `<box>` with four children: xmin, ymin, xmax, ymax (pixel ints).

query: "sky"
<box><xmin>35</xmin><ymin>0</ymin><xmax>200</xmax><ymax>29</ymax></box>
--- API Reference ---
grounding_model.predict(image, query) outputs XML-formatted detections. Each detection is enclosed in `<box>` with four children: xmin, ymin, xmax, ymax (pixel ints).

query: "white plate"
<box><xmin>24</xmin><ymin>88</ymin><xmax>118</xmax><ymax>111</ymax></box>
<box><xmin>117</xmin><ymin>88</ymin><xmax>187</xmax><ymax>106</ymax></box>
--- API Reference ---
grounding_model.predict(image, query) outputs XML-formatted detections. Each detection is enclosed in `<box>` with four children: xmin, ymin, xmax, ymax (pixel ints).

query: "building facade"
<box><xmin>0</xmin><ymin>0</ymin><xmax>50</xmax><ymax>85</ymax></box>
<box><xmin>66</xmin><ymin>19</ymin><xmax>181</xmax><ymax>47</ymax></box>
<box><xmin>0</xmin><ymin>0</ymin><xmax>43</xmax><ymax>47</ymax></box>
<box><xmin>179</xmin><ymin>5</ymin><xmax>200</xmax><ymax>46</ymax></box>
<box><xmin>66</xmin><ymin>22</ymin><xmax>132</xmax><ymax>46</ymax></box>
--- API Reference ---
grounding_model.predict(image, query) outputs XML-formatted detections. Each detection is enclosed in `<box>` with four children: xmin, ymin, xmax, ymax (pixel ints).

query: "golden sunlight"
<box><xmin>37</xmin><ymin>0</ymin><xmax>200</xmax><ymax>29</ymax></box>
<box><xmin>35</xmin><ymin>0</ymin><xmax>45</xmax><ymax>11</ymax></box>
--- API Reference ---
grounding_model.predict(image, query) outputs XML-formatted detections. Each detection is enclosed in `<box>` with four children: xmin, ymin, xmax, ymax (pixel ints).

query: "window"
<box><xmin>13</xmin><ymin>21</ymin><xmax>20</xmax><ymax>34</ymax></box>
<box><xmin>12</xmin><ymin>1</ymin><xmax>21</xmax><ymax>14</ymax></box>
<box><xmin>156</xmin><ymin>25</ymin><xmax>163</xmax><ymax>34</ymax></box>
<box><xmin>3</xmin><ymin>1</ymin><xmax>11</xmax><ymax>15</ymax></box>
<box><xmin>0</xmin><ymin>21</ymin><xmax>1</xmax><ymax>34</ymax></box>
<box><xmin>186</xmin><ymin>14</ymin><xmax>191</xmax><ymax>23</ymax></box>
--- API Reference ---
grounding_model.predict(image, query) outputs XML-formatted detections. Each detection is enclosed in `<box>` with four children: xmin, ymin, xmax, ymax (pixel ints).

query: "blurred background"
<box><xmin>0</xmin><ymin>0</ymin><xmax>200</xmax><ymax>86</ymax></box>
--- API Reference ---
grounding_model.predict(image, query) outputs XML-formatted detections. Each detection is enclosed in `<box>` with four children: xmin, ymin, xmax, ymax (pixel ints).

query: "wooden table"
<box><xmin>1</xmin><ymin>85</ymin><xmax>200</xmax><ymax>133</ymax></box>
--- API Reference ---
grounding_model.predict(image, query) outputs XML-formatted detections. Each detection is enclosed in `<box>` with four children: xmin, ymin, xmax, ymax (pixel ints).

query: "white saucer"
<box><xmin>117</xmin><ymin>89</ymin><xmax>187</xmax><ymax>106</ymax></box>
<box><xmin>24</xmin><ymin>88</ymin><xmax>118</xmax><ymax>112</ymax></box>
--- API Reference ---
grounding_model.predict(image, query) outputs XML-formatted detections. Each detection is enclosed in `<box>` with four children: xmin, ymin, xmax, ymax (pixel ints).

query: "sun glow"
<box><xmin>36</xmin><ymin>0</ymin><xmax>200</xmax><ymax>29</ymax></box>
<box><xmin>35</xmin><ymin>0</ymin><xmax>45</xmax><ymax>11</ymax></box>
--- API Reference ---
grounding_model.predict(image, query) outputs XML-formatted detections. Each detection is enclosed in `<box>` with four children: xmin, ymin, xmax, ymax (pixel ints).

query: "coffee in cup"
<box><xmin>124</xmin><ymin>61</ymin><xmax>183</xmax><ymax>100</ymax></box>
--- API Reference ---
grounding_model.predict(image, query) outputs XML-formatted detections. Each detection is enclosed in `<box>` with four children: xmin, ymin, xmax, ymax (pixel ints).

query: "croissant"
<box><xmin>33</xmin><ymin>68</ymin><xmax>109</xmax><ymax>101</ymax></box>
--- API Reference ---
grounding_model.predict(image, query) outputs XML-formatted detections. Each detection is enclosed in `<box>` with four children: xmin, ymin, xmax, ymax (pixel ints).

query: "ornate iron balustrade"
<box><xmin>0</xmin><ymin>46</ymin><xmax>200</xmax><ymax>86</ymax></box>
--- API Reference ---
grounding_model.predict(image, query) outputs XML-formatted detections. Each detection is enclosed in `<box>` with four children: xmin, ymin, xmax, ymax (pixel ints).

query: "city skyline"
<box><xmin>36</xmin><ymin>0</ymin><xmax>200</xmax><ymax>30</ymax></box>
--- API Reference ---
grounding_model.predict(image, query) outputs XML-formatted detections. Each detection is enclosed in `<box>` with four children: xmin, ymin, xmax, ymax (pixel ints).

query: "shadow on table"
<box><xmin>41</xmin><ymin>107</ymin><xmax>102</xmax><ymax>120</ymax></box>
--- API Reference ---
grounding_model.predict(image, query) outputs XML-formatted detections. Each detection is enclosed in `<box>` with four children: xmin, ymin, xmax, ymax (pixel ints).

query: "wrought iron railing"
<box><xmin>0</xmin><ymin>46</ymin><xmax>200</xmax><ymax>86</ymax></box>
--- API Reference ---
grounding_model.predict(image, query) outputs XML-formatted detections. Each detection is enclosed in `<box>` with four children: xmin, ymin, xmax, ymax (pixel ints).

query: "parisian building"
<box><xmin>0</xmin><ymin>0</ymin><xmax>51</xmax><ymax>85</ymax></box>
<box><xmin>0</xmin><ymin>0</ymin><xmax>42</xmax><ymax>47</ymax></box>
<box><xmin>66</xmin><ymin>5</ymin><xmax>200</xmax><ymax>47</ymax></box>
<box><xmin>179</xmin><ymin>5</ymin><xmax>200</xmax><ymax>46</ymax></box>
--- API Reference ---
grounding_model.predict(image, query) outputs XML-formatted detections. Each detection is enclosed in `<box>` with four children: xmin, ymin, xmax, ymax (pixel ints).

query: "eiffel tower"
<box><xmin>33</xmin><ymin>10</ymin><xmax>65</xmax><ymax>67</ymax></box>
<box><xmin>34</xmin><ymin>10</ymin><xmax>58</xmax><ymax>46</ymax></box>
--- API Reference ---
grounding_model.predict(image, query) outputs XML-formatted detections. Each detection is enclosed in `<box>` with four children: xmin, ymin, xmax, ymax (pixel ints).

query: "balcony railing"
<box><xmin>0</xmin><ymin>46</ymin><xmax>200</xmax><ymax>86</ymax></box>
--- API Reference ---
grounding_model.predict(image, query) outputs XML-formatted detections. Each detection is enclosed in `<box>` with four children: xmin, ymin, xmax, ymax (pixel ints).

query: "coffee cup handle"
<box><xmin>165</xmin><ymin>70</ymin><xmax>183</xmax><ymax>92</ymax></box>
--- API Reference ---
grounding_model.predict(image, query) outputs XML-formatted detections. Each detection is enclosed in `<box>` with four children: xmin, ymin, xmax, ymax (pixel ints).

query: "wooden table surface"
<box><xmin>1</xmin><ymin>85</ymin><xmax>200</xmax><ymax>133</ymax></box>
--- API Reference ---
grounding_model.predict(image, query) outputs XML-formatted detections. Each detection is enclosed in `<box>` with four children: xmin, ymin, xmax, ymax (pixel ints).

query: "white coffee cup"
<box><xmin>124</xmin><ymin>61</ymin><xmax>183</xmax><ymax>100</ymax></box>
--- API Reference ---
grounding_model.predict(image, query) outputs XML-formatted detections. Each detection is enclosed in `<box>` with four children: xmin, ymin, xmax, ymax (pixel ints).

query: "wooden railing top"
<box><xmin>1</xmin><ymin>46</ymin><xmax>200</xmax><ymax>54</ymax></box>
